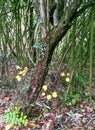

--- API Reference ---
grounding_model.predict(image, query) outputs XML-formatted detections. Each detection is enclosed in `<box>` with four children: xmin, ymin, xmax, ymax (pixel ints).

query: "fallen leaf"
<box><xmin>5</xmin><ymin>123</ymin><xmax>13</xmax><ymax>130</ymax></box>
<box><xmin>3</xmin><ymin>97</ymin><xmax>10</xmax><ymax>102</ymax></box>
<box><xmin>42</xmin><ymin>120</ymin><xmax>54</xmax><ymax>130</ymax></box>
<box><xmin>28</xmin><ymin>121</ymin><xmax>36</xmax><ymax>127</ymax></box>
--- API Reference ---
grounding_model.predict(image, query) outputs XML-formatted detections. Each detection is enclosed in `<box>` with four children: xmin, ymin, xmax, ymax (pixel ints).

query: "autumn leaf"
<box><xmin>3</xmin><ymin>97</ymin><xmax>10</xmax><ymax>102</ymax></box>
<box><xmin>52</xmin><ymin>91</ymin><xmax>57</xmax><ymax>98</ymax></box>
<box><xmin>18</xmin><ymin>70</ymin><xmax>23</xmax><ymax>74</ymax></box>
<box><xmin>16</xmin><ymin>75</ymin><xmax>21</xmax><ymax>81</ymax></box>
<box><xmin>28</xmin><ymin>121</ymin><xmax>36</xmax><ymax>127</ymax></box>
<box><xmin>19</xmin><ymin>67</ymin><xmax>28</xmax><ymax>76</ymax></box>
<box><xmin>42</xmin><ymin>92</ymin><xmax>45</xmax><ymax>96</ymax></box>
<box><xmin>66</xmin><ymin>72</ymin><xmax>71</xmax><ymax>77</ymax></box>
<box><xmin>60</xmin><ymin>72</ymin><xmax>65</xmax><ymax>77</ymax></box>
<box><xmin>16</xmin><ymin>65</ymin><xmax>22</xmax><ymax>70</ymax></box>
<box><xmin>65</xmin><ymin>77</ymin><xmax>70</xmax><ymax>82</ymax></box>
<box><xmin>23</xmin><ymin>67</ymin><xmax>29</xmax><ymax>75</ymax></box>
<box><xmin>47</xmin><ymin>95</ymin><xmax>52</xmax><ymax>100</ymax></box>
<box><xmin>5</xmin><ymin>123</ymin><xmax>13</xmax><ymax>130</ymax></box>
<box><xmin>42</xmin><ymin>85</ymin><xmax>48</xmax><ymax>91</ymax></box>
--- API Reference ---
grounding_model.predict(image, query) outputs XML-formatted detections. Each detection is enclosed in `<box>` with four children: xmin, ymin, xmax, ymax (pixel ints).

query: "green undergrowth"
<box><xmin>5</xmin><ymin>106</ymin><xmax>28</xmax><ymax>127</ymax></box>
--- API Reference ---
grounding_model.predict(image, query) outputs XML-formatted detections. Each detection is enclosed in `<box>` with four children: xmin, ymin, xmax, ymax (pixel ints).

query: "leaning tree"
<box><xmin>25</xmin><ymin>0</ymin><xmax>95</xmax><ymax>113</ymax></box>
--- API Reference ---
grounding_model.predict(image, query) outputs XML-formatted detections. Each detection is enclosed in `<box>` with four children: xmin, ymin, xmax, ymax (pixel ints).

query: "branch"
<box><xmin>48</xmin><ymin>0</ymin><xmax>95</xmax><ymax>49</ymax></box>
<box><xmin>49</xmin><ymin>0</ymin><xmax>82</xmax><ymax>48</ymax></box>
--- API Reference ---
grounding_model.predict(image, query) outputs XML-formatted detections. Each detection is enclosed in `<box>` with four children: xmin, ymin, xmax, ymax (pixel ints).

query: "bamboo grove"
<box><xmin>0</xmin><ymin>0</ymin><xmax>95</xmax><ymax>112</ymax></box>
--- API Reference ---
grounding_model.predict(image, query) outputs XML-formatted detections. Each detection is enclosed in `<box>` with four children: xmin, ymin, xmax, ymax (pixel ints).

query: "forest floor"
<box><xmin>0</xmin><ymin>64</ymin><xmax>95</xmax><ymax>130</ymax></box>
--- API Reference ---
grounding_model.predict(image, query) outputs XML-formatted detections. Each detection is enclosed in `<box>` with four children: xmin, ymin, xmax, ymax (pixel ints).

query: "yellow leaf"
<box><xmin>22</xmin><ymin>67</ymin><xmax>29</xmax><ymax>76</ymax></box>
<box><xmin>22</xmin><ymin>70</ymin><xmax>26</xmax><ymax>76</ymax></box>
<box><xmin>18</xmin><ymin>67</ymin><xmax>28</xmax><ymax>76</ymax></box>
<box><xmin>42</xmin><ymin>92</ymin><xmax>45</xmax><ymax>96</ymax></box>
<box><xmin>16</xmin><ymin>75</ymin><xmax>21</xmax><ymax>81</ymax></box>
<box><xmin>65</xmin><ymin>77</ymin><xmax>70</xmax><ymax>82</ymax></box>
<box><xmin>16</xmin><ymin>65</ymin><xmax>21</xmax><ymax>70</ymax></box>
<box><xmin>42</xmin><ymin>85</ymin><xmax>47</xmax><ymax>91</ymax></box>
<box><xmin>47</xmin><ymin>95</ymin><xmax>52</xmax><ymax>100</ymax></box>
<box><xmin>28</xmin><ymin>121</ymin><xmax>36</xmax><ymax>127</ymax></box>
<box><xmin>60</xmin><ymin>72</ymin><xmax>65</xmax><ymax>77</ymax></box>
<box><xmin>52</xmin><ymin>91</ymin><xmax>57</xmax><ymax>98</ymax></box>
<box><xmin>24</xmin><ymin>67</ymin><xmax>28</xmax><ymax>72</ymax></box>
<box><xmin>19</xmin><ymin>70</ymin><xmax>24</xmax><ymax>75</ymax></box>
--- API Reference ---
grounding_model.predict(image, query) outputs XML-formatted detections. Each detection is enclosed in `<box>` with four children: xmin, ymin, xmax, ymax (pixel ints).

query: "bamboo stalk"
<box><xmin>89</xmin><ymin>6</ymin><xmax>94</xmax><ymax>104</ymax></box>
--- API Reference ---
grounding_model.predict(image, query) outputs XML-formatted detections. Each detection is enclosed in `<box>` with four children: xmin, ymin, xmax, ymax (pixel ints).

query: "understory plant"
<box><xmin>5</xmin><ymin>106</ymin><xmax>28</xmax><ymax>127</ymax></box>
<box><xmin>60</xmin><ymin>93</ymin><xmax>83</xmax><ymax>107</ymax></box>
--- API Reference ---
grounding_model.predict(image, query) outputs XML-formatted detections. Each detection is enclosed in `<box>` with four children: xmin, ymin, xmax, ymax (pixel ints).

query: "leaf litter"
<box><xmin>0</xmin><ymin>69</ymin><xmax>95</xmax><ymax>129</ymax></box>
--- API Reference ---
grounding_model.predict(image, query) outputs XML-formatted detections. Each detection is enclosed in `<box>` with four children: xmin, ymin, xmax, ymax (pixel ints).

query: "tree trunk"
<box><xmin>24</xmin><ymin>0</ymin><xmax>95</xmax><ymax>115</ymax></box>
<box><xmin>25</xmin><ymin>0</ymin><xmax>81</xmax><ymax>108</ymax></box>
